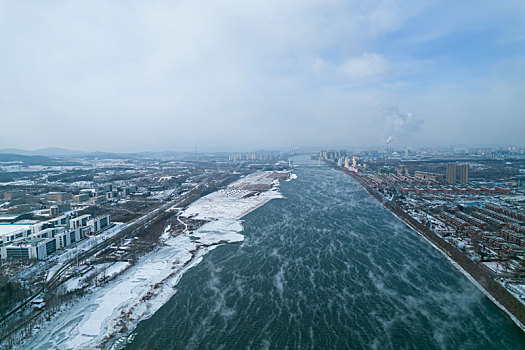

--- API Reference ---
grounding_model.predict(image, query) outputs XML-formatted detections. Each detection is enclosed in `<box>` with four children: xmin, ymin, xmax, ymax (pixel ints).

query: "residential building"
<box><xmin>446</xmin><ymin>163</ymin><xmax>457</xmax><ymax>184</ymax></box>
<box><xmin>460</xmin><ymin>164</ymin><xmax>469</xmax><ymax>184</ymax></box>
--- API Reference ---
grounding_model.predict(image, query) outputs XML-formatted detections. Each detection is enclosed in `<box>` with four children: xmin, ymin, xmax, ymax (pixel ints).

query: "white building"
<box><xmin>0</xmin><ymin>212</ymin><xmax>110</xmax><ymax>260</ymax></box>
<box><xmin>1</xmin><ymin>237</ymin><xmax>56</xmax><ymax>260</ymax></box>
<box><xmin>70</xmin><ymin>214</ymin><xmax>92</xmax><ymax>229</ymax></box>
<box><xmin>0</xmin><ymin>224</ymin><xmax>34</xmax><ymax>247</ymax></box>
<box><xmin>88</xmin><ymin>215</ymin><xmax>111</xmax><ymax>234</ymax></box>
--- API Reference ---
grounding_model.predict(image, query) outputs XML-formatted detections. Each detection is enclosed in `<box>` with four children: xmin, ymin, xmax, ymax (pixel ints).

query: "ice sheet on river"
<box><xmin>181</xmin><ymin>171</ymin><xmax>283</xmax><ymax>221</ymax></box>
<box><xmin>19</xmin><ymin>171</ymin><xmax>292</xmax><ymax>350</ymax></box>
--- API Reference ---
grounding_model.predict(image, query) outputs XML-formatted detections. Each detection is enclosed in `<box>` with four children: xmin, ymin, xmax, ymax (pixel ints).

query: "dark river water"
<box><xmin>125</xmin><ymin>155</ymin><xmax>525</xmax><ymax>349</ymax></box>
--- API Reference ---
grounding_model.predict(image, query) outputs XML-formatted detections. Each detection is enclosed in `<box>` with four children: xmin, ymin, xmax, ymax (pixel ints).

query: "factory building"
<box><xmin>74</xmin><ymin>193</ymin><xmax>90</xmax><ymax>202</ymax></box>
<box><xmin>46</xmin><ymin>192</ymin><xmax>73</xmax><ymax>202</ymax></box>
<box><xmin>3</xmin><ymin>191</ymin><xmax>26</xmax><ymax>200</ymax></box>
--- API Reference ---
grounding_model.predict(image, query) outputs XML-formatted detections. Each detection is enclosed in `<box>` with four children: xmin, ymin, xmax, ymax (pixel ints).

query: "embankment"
<box><xmin>336</xmin><ymin>166</ymin><xmax>525</xmax><ymax>332</ymax></box>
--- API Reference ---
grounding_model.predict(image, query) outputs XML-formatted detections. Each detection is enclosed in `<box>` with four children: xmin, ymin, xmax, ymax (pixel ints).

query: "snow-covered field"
<box><xmin>503</xmin><ymin>282</ymin><xmax>525</xmax><ymax>306</ymax></box>
<box><xmin>102</xmin><ymin>261</ymin><xmax>132</xmax><ymax>281</ymax></box>
<box><xmin>51</xmin><ymin>223</ymin><xmax>126</xmax><ymax>263</ymax></box>
<box><xmin>180</xmin><ymin>171</ymin><xmax>283</xmax><ymax>221</ymax></box>
<box><xmin>482</xmin><ymin>261</ymin><xmax>509</xmax><ymax>274</ymax></box>
<box><xmin>18</xmin><ymin>171</ymin><xmax>294</xmax><ymax>350</ymax></box>
<box><xmin>151</xmin><ymin>188</ymin><xmax>176</xmax><ymax>200</ymax></box>
<box><xmin>46</xmin><ymin>263</ymin><xmax>63</xmax><ymax>282</ymax></box>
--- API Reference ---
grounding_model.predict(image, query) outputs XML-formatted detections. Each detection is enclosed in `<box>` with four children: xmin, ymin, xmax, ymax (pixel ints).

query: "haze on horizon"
<box><xmin>1</xmin><ymin>0</ymin><xmax>524</xmax><ymax>153</ymax></box>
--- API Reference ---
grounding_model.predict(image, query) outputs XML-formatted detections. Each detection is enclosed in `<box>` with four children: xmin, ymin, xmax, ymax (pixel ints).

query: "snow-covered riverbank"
<box><xmin>17</xmin><ymin>171</ymin><xmax>294</xmax><ymax>350</ymax></box>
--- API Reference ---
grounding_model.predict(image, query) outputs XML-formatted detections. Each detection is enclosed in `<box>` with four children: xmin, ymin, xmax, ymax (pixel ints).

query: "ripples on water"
<box><xmin>126</xmin><ymin>157</ymin><xmax>525</xmax><ymax>350</ymax></box>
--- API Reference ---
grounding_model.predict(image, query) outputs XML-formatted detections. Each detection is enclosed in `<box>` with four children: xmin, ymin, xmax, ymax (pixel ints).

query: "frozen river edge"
<box><xmin>18</xmin><ymin>171</ymin><xmax>295</xmax><ymax>350</ymax></box>
<box><xmin>337</xmin><ymin>166</ymin><xmax>525</xmax><ymax>334</ymax></box>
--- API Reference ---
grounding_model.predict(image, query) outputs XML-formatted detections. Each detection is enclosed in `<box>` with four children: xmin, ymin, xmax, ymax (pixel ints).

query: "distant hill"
<box><xmin>0</xmin><ymin>147</ymin><xmax>86</xmax><ymax>157</ymax></box>
<box><xmin>0</xmin><ymin>153</ymin><xmax>82</xmax><ymax>166</ymax></box>
<box><xmin>0</xmin><ymin>148</ymin><xmax>235</xmax><ymax>160</ymax></box>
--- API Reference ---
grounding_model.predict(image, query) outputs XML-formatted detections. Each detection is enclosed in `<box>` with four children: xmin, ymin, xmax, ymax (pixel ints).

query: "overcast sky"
<box><xmin>1</xmin><ymin>0</ymin><xmax>524</xmax><ymax>152</ymax></box>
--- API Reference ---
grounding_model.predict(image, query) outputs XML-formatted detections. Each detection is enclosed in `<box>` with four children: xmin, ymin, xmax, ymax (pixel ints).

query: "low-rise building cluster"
<box><xmin>319</xmin><ymin>149</ymin><xmax>525</xmax><ymax>279</ymax></box>
<box><xmin>0</xmin><ymin>213</ymin><xmax>110</xmax><ymax>260</ymax></box>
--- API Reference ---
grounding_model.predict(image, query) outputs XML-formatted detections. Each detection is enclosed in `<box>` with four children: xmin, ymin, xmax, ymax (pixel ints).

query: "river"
<box><xmin>125</xmin><ymin>155</ymin><xmax>525</xmax><ymax>349</ymax></box>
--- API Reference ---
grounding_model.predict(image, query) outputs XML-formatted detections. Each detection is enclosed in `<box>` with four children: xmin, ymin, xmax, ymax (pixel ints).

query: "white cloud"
<box><xmin>382</xmin><ymin>107</ymin><xmax>423</xmax><ymax>145</ymax></box>
<box><xmin>341</xmin><ymin>53</ymin><xmax>390</xmax><ymax>78</ymax></box>
<box><xmin>0</xmin><ymin>0</ymin><xmax>524</xmax><ymax>151</ymax></box>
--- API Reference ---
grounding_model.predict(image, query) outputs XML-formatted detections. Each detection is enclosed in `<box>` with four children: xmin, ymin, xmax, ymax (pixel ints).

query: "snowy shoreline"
<box><xmin>339</xmin><ymin>166</ymin><xmax>525</xmax><ymax>334</ymax></box>
<box><xmin>390</xmin><ymin>210</ymin><xmax>525</xmax><ymax>333</ymax></box>
<box><xmin>16</xmin><ymin>171</ymin><xmax>294</xmax><ymax>350</ymax></box>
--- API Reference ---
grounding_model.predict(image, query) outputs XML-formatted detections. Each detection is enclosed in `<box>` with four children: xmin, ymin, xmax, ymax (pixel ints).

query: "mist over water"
<box><xmin>126</xmin><ymin>156</ymin><xmax>524</xmax><ymax>349</ymax></box>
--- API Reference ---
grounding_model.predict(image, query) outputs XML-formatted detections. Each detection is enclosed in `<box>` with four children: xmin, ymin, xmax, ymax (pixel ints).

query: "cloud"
<box><xmin>341</xmin><ymin>53</ymin><xmax>390</xmax><ymax>78</ymax></box>
<box><xmin>383</xmin><ymin>108</ymin><xmax>424</xmax><ymax>143</ymax></box>
<box><xmin>0</xmin><ymin>0</ymin><xmax>524</xmax><ymax>151</ymax></box>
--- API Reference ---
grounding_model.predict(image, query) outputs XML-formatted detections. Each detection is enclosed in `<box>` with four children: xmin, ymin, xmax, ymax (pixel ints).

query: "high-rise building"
<box><xmin>446</xmin><ymin>163</ymin><xmax>457</xmax><ymax>184</ymax></box>
<box><xmin>460</xmin><ymin>164</ymin><xmax>469</xmax><ymax>184</ymax></box>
